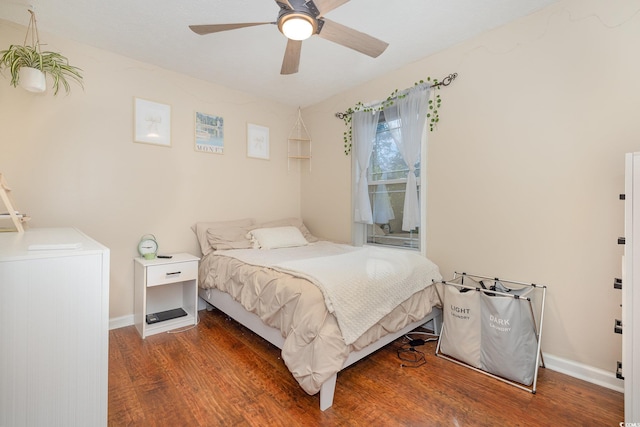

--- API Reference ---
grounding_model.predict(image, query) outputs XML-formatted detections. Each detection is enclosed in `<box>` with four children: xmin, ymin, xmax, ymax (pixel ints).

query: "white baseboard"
<box><xmin>109</xmin><ymin>314</ymin><xmax>134</xmax><ymax>330</ymax></box>
<box><xmin>543</xmin><ymin>352</ymin><xmax>624</xmax><ymax>393</ymax></box>
<box><xmin>109</xmin><ymin>299</ymin><xmax>208</xmax><ymax>330</ymax></box>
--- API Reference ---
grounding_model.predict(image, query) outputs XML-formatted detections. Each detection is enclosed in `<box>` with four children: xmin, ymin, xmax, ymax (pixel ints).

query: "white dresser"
<box><xmin>624</xmin><ymin>153</ymin><xmax>640</xmax><ymax>423</ymax></box>
<box><xmin>0</xmin><ymin>228</ymin><xmax>110</xmax><ymax>427</ymax></box>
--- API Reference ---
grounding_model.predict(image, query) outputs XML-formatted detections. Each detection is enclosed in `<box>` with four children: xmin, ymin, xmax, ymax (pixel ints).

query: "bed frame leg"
<box><xmin>319</xmin><ymin>373</ymin><xmax>337</xmax><ymax>411</ymax></box>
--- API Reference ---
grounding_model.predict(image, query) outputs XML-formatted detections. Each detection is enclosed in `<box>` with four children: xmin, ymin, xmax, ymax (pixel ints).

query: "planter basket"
<box><xmin>1</xmin><ymin>9</ymin><xmax>82</xmax><ymax>95</ymax></box>
<box><xmin>19</xmin><ymin>67</ymin><xmax>45</xmax><ymax>92</ymax></box>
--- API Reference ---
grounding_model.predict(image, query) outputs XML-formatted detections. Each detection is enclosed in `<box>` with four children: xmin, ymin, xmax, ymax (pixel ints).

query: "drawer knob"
<box><xmin>166</xmin><ymin>271</ymin><xmax>181</xmax><ymax>276</ymax></box>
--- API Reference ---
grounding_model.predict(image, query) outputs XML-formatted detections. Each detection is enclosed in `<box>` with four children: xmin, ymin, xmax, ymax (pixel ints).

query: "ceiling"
<box><xmin>0</xmin><ymin>0</ymin><xmax>559</xmax><ymax>107</ymax></box>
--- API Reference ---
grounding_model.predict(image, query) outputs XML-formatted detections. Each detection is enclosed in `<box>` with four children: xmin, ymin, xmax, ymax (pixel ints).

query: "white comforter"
<box><xmin>217</xmin><ymin>241</ymin><xmax>441</xmax><ymax>344</ymax></box>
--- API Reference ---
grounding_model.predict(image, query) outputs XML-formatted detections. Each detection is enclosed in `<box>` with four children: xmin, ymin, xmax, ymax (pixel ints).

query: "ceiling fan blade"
<box><xmin>313</xmin><ymin>0</ymin><xmax>350</xmax><ymax>16</ymax></box>
<box><xmin>317</xmin><ymin>18</ymin><xmax>388</xmax><ymax>58</ymax></box>
<box><xmin>189</xmin><ymin>22</ymin><xmax>271</xmax><ymax>35</ymax></box>
<box><xmin>281</xmin><ymin>39</ymin><xmax>302</xmax><ymax>75</ymax></box>
<box><xmin>275</xmin><ymin>0</ymin><xmax>293</xmax><ymax>10</ymax></box>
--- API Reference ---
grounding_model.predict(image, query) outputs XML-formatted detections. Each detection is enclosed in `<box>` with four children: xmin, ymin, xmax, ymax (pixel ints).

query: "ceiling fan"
<box><xmin>189</xmin><ymin>0</ymin><xmax>389</xmax><ymax>75</ymax></box>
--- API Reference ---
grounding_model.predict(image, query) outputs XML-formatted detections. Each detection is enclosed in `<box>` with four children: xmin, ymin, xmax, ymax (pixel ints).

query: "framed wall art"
<box><xmin>247</xmin><ymin>123</ymin><xmax>269</xmax><ymax>160</ymax></box>
<box><xmin>134</xmin><ymin>98</ymin><xmax>171</xmax><ymax>147</ymax></box>
<box><xmin>195</xmin><ymin>112</ymin><xmax>224</xmax><ymax>154</ymax></box>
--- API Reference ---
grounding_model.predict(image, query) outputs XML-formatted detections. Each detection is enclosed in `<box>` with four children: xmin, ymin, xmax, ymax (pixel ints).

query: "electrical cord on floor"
<box><xmin>396</xmin><ymin>330</ymin><xmax>440</xmax><ymax>368</ymax></box>
<box><xmin>166</xmin><ymin>312</ymin><xmax>201</xmax><ymax>334</ymax></box>
<box><xmin>397</xmin><ymin>345</ymin><xmax>426</xmax><ymax>368</ymax></box>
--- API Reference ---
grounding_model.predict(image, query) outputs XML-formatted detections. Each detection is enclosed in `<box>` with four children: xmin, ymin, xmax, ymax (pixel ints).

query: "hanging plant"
<box><xmin>340</xmin><ymin>74</ymin><xmax>456</xmax><ymax>155</ymax></box>
<box><xmin>0</xmin><ymin>10</ymin><xmax>83</xmax><ymax>95</ymax></box>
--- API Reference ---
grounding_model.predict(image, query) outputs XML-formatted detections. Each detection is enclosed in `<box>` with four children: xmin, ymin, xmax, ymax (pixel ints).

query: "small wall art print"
<box><xmin>195</xmin><ymin>112</ymin><xmax>224</xmax><ymax>154</ymax></box>
<box><xmin>247</xmin><ymin>123</ymin><xmax>269</xmax><ymax>160</ymax></box>
<box><xmin>134</xmin><ymin>98</ymin><xmax>171</xmax><ymax>147</ymax></box>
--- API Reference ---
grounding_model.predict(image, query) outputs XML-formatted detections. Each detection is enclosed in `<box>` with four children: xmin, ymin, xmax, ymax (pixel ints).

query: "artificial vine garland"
<box><xmin>341</xmin><ymin>77</ymin><xmax>443</xmax><ymax>155</ymax></box>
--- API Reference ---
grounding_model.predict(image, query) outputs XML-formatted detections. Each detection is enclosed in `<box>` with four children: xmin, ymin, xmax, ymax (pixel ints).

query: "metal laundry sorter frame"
<box><xmin>435</xmin><ymin>272</ymin><xmax>547</xmax><ymax>393</ymax></box>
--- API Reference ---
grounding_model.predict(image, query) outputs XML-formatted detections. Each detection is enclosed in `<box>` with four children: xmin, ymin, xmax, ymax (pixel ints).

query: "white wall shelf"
<box><xmin>288</xmin><ymin>108</ymin><xmax>312</xmax><ymax>172</ymax></box>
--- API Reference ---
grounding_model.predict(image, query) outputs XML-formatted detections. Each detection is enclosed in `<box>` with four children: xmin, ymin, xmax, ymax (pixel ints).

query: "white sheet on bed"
<box><xmin>217</xmin><ymin>242</ymin><xmax>441</xmax><ymax>344</ymax></box>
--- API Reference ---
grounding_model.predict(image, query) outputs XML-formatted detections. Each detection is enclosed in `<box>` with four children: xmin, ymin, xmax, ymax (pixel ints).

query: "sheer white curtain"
<box><xmin>353</xmin><ymin>109</ymin><xmax>381</xmax><ymax>224</ymax></box>
<box><xmin>384</xmin><ymin>83</ymin><xmax>430</xmax><ymax>231</ymax></box>
<box><xmin>373</xmin><ymin>173</ymin><xmax>395</xmax><ymax>224</ymax></box>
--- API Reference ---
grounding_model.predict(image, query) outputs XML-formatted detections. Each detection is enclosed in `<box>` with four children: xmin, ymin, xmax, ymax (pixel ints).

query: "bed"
<box><xmin>194</xmin><ymin>218</ymin><xmax>443</xmax><ymax>410</ymax></box>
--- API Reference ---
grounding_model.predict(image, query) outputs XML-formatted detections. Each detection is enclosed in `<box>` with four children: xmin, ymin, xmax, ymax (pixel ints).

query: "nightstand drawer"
<box><xmin>147</xmin><ymin>261</ymin><xmax>198</xmax><ymax>287</ymax></box>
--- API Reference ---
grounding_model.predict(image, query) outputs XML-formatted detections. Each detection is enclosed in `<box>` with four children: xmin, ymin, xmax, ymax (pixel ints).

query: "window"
<box><xmin>351</xmin><ymin>84</ymin><xmax>430</xmax><ymax>253</ymax></box>
<box><xmin>366</xmin><ymin>113</ymin><xmax>421</xmax><ymax>249</ymax></box>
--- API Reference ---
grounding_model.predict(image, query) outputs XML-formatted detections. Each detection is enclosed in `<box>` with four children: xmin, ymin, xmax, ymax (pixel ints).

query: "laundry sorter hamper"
<box><xmin>435</xmin><ymin>272</ymin><xmax>547</xmax><ymax>393</ymax></box>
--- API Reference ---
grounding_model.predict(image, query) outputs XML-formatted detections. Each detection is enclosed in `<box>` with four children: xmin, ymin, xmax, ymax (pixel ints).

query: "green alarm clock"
<box><xmin>138</xmin><ymin>234</ymin><xmax>158</xmax><ymax>260</ymax></box>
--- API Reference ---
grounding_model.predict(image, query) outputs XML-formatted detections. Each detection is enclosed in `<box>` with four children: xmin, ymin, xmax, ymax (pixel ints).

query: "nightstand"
<box><xmin>134</xmin><ymin>253</ymin><xmax>200</xmax><ymax>338</ymax></box>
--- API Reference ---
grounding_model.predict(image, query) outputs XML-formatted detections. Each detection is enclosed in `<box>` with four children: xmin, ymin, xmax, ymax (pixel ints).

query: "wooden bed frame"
<box><xmin>198</xmin><ymin>287</ymin><xmax>442</xmax><ymax>411</ymax></box>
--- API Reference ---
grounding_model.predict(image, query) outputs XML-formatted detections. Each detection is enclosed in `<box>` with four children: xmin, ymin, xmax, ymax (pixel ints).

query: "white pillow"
<box><xmin>247</xmin><ymin>226</ymin><xmax>308</xmax><ymax>249</ymax></box>
<box><xmin>255</xmin><ymin>218</ymin><xmax>319</xmax><ymax>242</ymax></box>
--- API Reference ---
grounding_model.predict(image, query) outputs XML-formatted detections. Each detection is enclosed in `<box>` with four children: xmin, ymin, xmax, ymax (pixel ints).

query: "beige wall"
<box><xmin>302</xmin><ymin>0</ymin><xmax>640</xmax><ymax>374</ymax></box>
<box><xmin>2</xmin><ymin>0</ymin><xmax>637</xmax><ymax>378</ymax></box>
<box><xmin>0</xmin><ymin>20</ymin><xmax>301</xmax><ymax>320</ymax></box>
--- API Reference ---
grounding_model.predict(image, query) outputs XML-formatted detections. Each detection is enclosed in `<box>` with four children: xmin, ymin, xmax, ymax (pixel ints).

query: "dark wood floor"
<box><xmin>109</xmin><ymin>308</ymin><xmax>623</xmax><ymax>426</ymax></box>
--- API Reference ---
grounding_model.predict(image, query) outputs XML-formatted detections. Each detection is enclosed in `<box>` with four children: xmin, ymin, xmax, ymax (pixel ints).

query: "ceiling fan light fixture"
<box><xmin>279</xmin><ymin>13</ymin><xmax>316</xmax><ymax>41</ymax></box>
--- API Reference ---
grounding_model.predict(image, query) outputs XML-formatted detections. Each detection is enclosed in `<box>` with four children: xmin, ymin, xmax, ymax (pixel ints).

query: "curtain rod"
<box><xmin>334</xmin><ymin>73</ymin><xmax>458</xmax><ymax>120</ymax></box>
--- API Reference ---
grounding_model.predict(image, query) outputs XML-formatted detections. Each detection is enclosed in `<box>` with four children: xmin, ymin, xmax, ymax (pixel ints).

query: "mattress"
<box><xmin>199</xmin><ymin>246</ymin><xmax>442</xmax><ymax>395</ymax></box>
